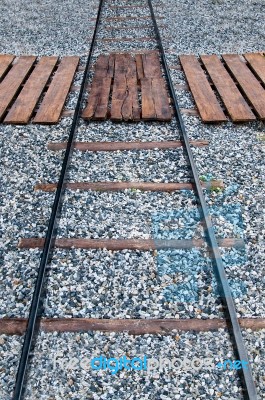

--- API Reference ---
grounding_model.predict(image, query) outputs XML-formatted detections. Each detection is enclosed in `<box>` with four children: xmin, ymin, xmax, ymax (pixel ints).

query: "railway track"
<box><xmin>1</xmin><ymin>0</ymin><xmax>263</xmax><ymax>399</ymax></box>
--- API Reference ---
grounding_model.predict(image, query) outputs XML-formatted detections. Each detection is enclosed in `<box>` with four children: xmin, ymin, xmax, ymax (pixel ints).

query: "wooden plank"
<box><xmin>169</xmin><ymin>65</ymin><xmax>182</xmax><ymax>70</ymax></box>
<box><xmin>179</xmin><ymin>55</ymin><xmax>227</xmax><ymax>122</ymax></box>
<box><xmin>34</xmin><ymin>180</ymin><xmax>224</xmax><ymax>192</ymax></box>
<box><xmin>105</xmin><ymin>25</ymin><xmax>165</xmax><ymax>31</ymax></box>
<box><xmin>111</xmin><ymin>54</ymin><xmax>140</xmax><ymax>121</ymax></box>
<box><xmin>47</xmin><ymin>140</ymin><xmax>209</xmax><ymax>151</ymax></box>
<box><xmin>175</xmin><ymin>84</ymin><xmax>189</xmax><ymax>90</ymax></box>
<box><xmin>141</xmin><ymin>78</ymin><xmax>171</xmax><ymax>121</ymax></box>
<box><xmin>4</xmin><ymin>57</ymin><xmax>58</xmax><ymax>124</ymax></box>
<box><xmin>70</xmin><ymin>84</ymin><xmax>81</xmax><ymax>92</ymax></box>
<box><xmin>200</xmin><ymin>55</ymin><xmax>256</xmax><ymax>122</ymax></box>
<box><xmin>33</xmin><ymin>56</ymin><xmax>79</xmax><ymax>124</ymax></box>
<box><xmin>102</xmin><ymin>16</ymin><xmax>164</xmax><ymax>21</ymax></box>
<box><xmin>135</xmin><ymin>54</ymin><xmax>144</xmax><ymax>80</ymax></box>
<box><xmin>2</xmin><ymin>318</ymin><xmax>265</xmax><ymax>335</ymax></box>
<box><xmin>141</xmin><ymin>78</ymin><xmax>156</xmax><ymax>119</ymax></box>
<box><xmin>62</xmin><ymin>110</ymin><xmax>74</xmax><ymax>117</ymax></box>
<box><xmin>109</xmin><ymin>5</ymin><xmax>148</xmax><ymax>8</ymax></box>
<box><xmin>0</xmin><ymin>54</ymin><xmax>15</xmax><ymax>80</ymax></box>
<box><xmin>122</xmin><ymin>54</ymin><xmax>140</xmax><ymax>121</ymax></box>
<box><xmin>141</xmin><ymin>51</ymin><xmax>162</xmax><ymax>78</ymax></box>
<box><xmin>0</xmin><ymin>56</ymin><xmax>36</xmax><ymax>120</ymax></box>
<box><xmin>244</xmin><ymin>53</ymin><xmax>265</xmax><ymax>85</ymax></box>
<box><xmin>222</xmin><ymin>54</ymin><xmax>265</xmax><ymax>119</ymax></box>
<box><xmin>93</xmin><ymin>54</ymin><xmax>115</xmax><ymax>79</ymax></box>
<box><xmin>100</xmin><ymin>37</ymin><xmax>155</xmax><ymax>42</ymax></box>
<box><xmin>180</xmin><ymin>108</ymin><xmax>199</xmax><ymax>116</ymax></box>
<box><xmin>151</xmin><ymin>78</ymin><xmax>172</xmax><ymax>121</ymax></box>
<box><xmin>82</xmin><ymin>77</ymin><xmax>112</xmax><ymax>120</ymax></box>
<box><xmin>18</xmin><ymin>237</ymin><xmax>243</xmax><ymax>250</ymax></box>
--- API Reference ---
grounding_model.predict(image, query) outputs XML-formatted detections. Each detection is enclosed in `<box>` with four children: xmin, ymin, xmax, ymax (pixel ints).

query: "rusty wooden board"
<box><xmin>82</xmin><ymin>54</ymin><xmax>114</xmax><ymax>120</ymax></box>
<box><xmin>4</xmin><ymin>56</ymin><xmax>58</xmax><ymax>124</ymax></box>
<box><xmin>179</xmin><ymin>55</ymin><xmax>227</xmax><ymax>122</ymax></box>
<box><xmin>1</xmin><ymin>318</ymin><xmax>265</xmax><ymax>335</ymax></box>
<box><xmin>33</xmin><ymin>56</ymin><xmax>79</xmax><ymax>124</ymax></box>
<box><xmin>222</xmin><ymin>54</ymin><xmax>265</xmax><ymax>119</ymax></box>
<box><xmin>244</xmin><ymin>53</ymin><xmax>265</xmax><ymax>85</ymax></box>
<box><xmin>47</xmin><ymin>140</ymin><xmax>209</xmax><ymax>151</ymax></box>
<box><xmin>83</xmin><ymin>52</ymin><xmax>171</xmax><ymax>122</ymax></box>
<box><xmin>34</xmin><ymin>180</ymin><xmax>223</xmax><ymax>192</ymax></box>
<box><xmin>19</xmin><ymin>237</ymin><xmax>243</xmax><ymax>250</ymax></box>
<box><xmin>0</xmin><ymin>56</ymin><xmax>36</xmax><ymax>120</ymax></box>
<box><xmin>200</xmin><ymin>55</ymin><xmax>255</xmax><ymax>122</ymax></box>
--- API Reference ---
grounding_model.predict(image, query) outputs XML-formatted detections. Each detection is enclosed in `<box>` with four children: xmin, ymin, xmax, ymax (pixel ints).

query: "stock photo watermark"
<box><xmin>151</xmin><ymin>183</ymin><xmax>247</xmax><ymax>303</ymax></box>
<box><xmin>52</xmin><ymin>353</ymin><xmax>249</xmax><ymax>375</ymax></box>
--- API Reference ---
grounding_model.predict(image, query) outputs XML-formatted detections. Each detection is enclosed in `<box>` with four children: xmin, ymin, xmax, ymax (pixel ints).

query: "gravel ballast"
<box><xmin>0</xmin><ymin>0</ymin><xmax>264</xmax><ymax>399</ymax></box>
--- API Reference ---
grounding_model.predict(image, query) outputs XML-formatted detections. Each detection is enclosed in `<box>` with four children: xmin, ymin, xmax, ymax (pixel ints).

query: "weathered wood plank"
<box><xmin>61</xmin><ymin>110</ymin><xmax>74</xmax><ymax>117</ymax></box>
<box><xmin>244</xmin><ymin>53</ymin><xmax>265</xmax><ymax>85</ymax></box>
<box><xmin>175</xmin><ymin>84</ymin><xmax>189</xmax><ymax>90</ymax></box>
<box><xmin>47</xmin><ymin>140</ymin><xmax>209</xmax><ymax>151</ymax></box>
<box><xmin>111</xmin><ymin>54</ymin><xmax>140</xmax><ymax>121</ymax></box>
<box><xmin>135</xmin><ymin>54</ymin><xmax>144</xmax><ymax>80</ymax></box>
<box><xmin>33</xmin><ymin>56</ymin><xmax>79</xmax><ymax>124</ymax></box>
<box><xmin>18</xmin><ymin>237</ymin><xmax>243</xmax><ymax>250</ymax></box>
<box><xmin>0</xmin><ymin>54</ymin><xmax>15</xmax><ymax>80</ymax></box>
<box><xmin>141</xmin><ymin>51</ymin><xmax>162</xmax><ymax>78</ymax></box>
<box><xmin>180</xmin><ymin>108</ymin><xmax>199</xmax><ymax>116</ymax></box>
<box><xmin>82</xmin><ymin>77</ymin><xmax>112</xmax><ymax>120</ymax></box>
<box><xmin>109</xmin><ymin>5</ymin><xmax>148</xmax><ymax>8</ymax></box>
<box><xmin>222</xmin><ymin>54</ymin><xmax>265</xmax><ymax>119</ymax></box>
<box><xmin>0</xmin><ymin>56</ymin><xmax>36</xmax><ymax>120</ymax></box>
<box><xmin>100</xmin><ymin>37</ymin><xmax>155</xmax><ymax>42</ymax></box>
<box><xmin>4</xmin><ymin>57</ymin><xmax>58</xmax><ymax>124</ymax></box>
<box><xmin>102</xmin><ymin>16</ymin><xmax>164</xmax><ymax>21</ymax></box>
<box><xmin>200</xmin><ymin>55</ymin><xmax>256</xmax><ymax>122</ymax></box>
<box><xmin>34</xmin><ymin>180</ymin><xmax>224</xmax><ymax>192</ymax></box>
<box><xmin>179</xmin><ymin>55</ymin><xmax>227</xmax><ymax>122</ymax></box>
<box><xmin>152</xmin><ymin>78</ymin><xmax>172</xmax><ymax>120</ymax></box>
<box><xmin>94</xmin><ymin>54</ymin><xmax>115</xmax><ymax>79</ymax></box>
<box><xmin>141</xmin><ymin>78</ymin><xmax>156</xmax><ymax>119</ymax></box>
<box><xmin>141</xmin><ymin>78</ymin><xmax>171</xmax><ymax>121</ymax></box>
<box><xmin>2</xmin><ymin>318</ymin><xmax>265</xmax><ymax>335</ymax></box>
<box><xmin>169</xmin><ymin>65</ymin><xmax>182</xmax><ymax>70</ymax></box>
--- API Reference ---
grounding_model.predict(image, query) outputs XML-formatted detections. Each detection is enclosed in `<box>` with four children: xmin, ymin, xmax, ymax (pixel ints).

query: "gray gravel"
<box><xmin>0</xmin><ymin>0</ymin><xmax>99</xmax><ymax>56</ymax></box>
<box><xmin>68</xmin><ymin>148</ymin><xmax>190</xmax><ymax>182</ymax></box>
<box><xmin>0</xmin><ymin>329</ymin><xmax>250</xmax><ymax>400</ymax></box>
<box><xmin>42</xmin><ymin>247</ymin><xmax>223</xmax><ymax>319</ymax></box>
<box><xmin>1</xmin><ymin>329</ymin><xmax>265</xmax><ymax>399</ymax></box>
<box><xmin>153</xmin><ymin>0</ymin><xmax>265</xmax><ymax>55</ymax></box>
<box><xmin>1</xmin><ymin>0</ymin><xmax>264</xmax><ymax>399</ymax></box>
<box><xmin>76</xmin><ymin>119</ymin><xmax>181</xmax><ymax>142</ymax></box>
<box><xmin>179</xmin><ymin>116</ymin><xmax>265</xmax><ymax>318</ymax></box>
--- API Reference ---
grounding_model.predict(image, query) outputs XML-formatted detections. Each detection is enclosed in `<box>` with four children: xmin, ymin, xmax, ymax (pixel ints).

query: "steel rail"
<box><xmin>147</xmin><ymin>0</ymin><xmax>257</xmax><ymax>399</ymax></box>
<box><xmin>12</xmin><ymin>1</ymin><xmax>105</xmax><ymax>398</ymax></box>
